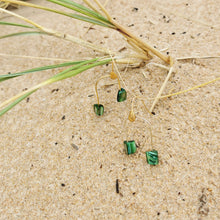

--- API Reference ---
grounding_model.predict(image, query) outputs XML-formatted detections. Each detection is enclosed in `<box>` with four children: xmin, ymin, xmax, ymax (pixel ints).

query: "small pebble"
<box><xmin>71</xmin><ymin>143</ymin><xmax>79</xmax><ymax>150</ymax></box>
<box><xmin>116</xmin><ymin>179</ymin><xmax>119</xmax><ymax>193</ymax></box>
<box><xmin>132</xmin><ymin>7</ymin><xmax>138</xmax><ymax>12</ymax></box>
<box><xmin>61</xmin><ymin>115</ymin><xmax>65</xmax><ymax>120</ymax></box>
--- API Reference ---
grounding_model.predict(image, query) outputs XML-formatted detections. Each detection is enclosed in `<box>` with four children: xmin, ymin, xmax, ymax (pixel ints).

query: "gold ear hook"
<box><xmin>133</xmin><ymin>95</ymin><xmax>153</xmax><ymax>116</ymax></box>
<box><xmin>128</xmin><ymin>96</ymin><xmax>153</xmax><ymax>122</ymax></box>
<box><xmin>139</xmin><ymin>116</ymin><xmax>159</xmax><ymax>165</ymax></box>
<box><xmin>110</xmin><ymin>61</ymin><xmax>127</xmax><ymax>102</ymax></box>
<box><xmin>137</xmin><ymin>116</ymin><xmax>153</xmax><ymax>149</ymax></box>
<box><xmin>110</xmin><ymin>62</ymin><xmax>121</xmax><ymax>90</ymax></box>
<box><xmin>123</xmin><ymin>112</ymin><xmax>153</xmax><ymax>156</ymax></box>
<box><xmin>127</xmin><ymin>97</ymin><xmax>153</xmax><ymax>148</ymax></box>
<box><xmin>95</xmin><ymin>75</ymin><xmax>110</xmax><ymax>105</ymax></box>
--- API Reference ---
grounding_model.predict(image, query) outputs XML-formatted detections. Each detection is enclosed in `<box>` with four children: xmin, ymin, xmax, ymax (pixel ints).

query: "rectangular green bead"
<box><xmin>124</xmin><ymin>140</ymin><xmax>136</xmax><ymax>155</ymax></box>
<box><xmin>94</xmin><ymin>104</ymin><xmax>104</xmax><ymax>116</ymax></box>
<box><xmin>146</xmin><ymin>150</ymin><xmax>159</xmax><ymax>165</ymax></box>
<box><xmin>117</xmin><ymin>88</ymin><xmax>127</xmax><ymax>102</ymax></box>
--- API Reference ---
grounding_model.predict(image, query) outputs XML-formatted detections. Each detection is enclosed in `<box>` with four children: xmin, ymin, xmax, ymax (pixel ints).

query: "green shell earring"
<box><xmin>124</xmin><ymin>140</ymin><xmax>137</xmax><ymax>155</ymax></box>
<box><xmin>146</xmin><ymin>150</ymin><xmax>159</xmax><ymax>165</ymax></box>
<box><xmin>111</xmin><ymin>63</ymin><xmax>127</xmax><ymax>103</ymax></box>
<box><xmin>123</xmin><ymin>104</ymin><xmax>137</xmax><ymax>155</ymax></box>
<box><xmin>117</xmin><ymin>88</ymin><xmax>127</xmax><ymax>102</ymax></box>
<box><xmin>93</xmin><ymin>75</ymin><xmax>108</xmax><ymax>116</ymax></box>
<box><xmin>94</xmin><ymin>104</ymin><xmax>104</xmax><ymax>116</ymax></box>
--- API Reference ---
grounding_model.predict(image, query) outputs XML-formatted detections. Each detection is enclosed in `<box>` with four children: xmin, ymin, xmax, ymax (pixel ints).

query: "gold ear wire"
<box><xmin>140</xmin><ymin>99</ymin><xmax>153</xmax><ymax>115</ymax></box>
<box><xmin>110</xmin><ymin>61</ymin><xmax>127</xmax><ymax>102</ymax></box>
<box><xmin>123</xmin><ymin>112</ymin><xmax>154</xmax><ymax>156</ymax></box>
<box><xmin>95</xmin><ymin>75</ymin><xmax>110</xmax><ymax>105</ymax></box>
<box><xmin>138</xmin><ymin>116</ymin><xmax>153</xmax><ymax>148</ymax></box>
<box><xmin>148</xmin><ymin>121</ymin><xmax>153</xmax><ymax>148</ymax></box>
<box><xmin>128</xmin><ymin>97</ymin><xmax>153</xmax><ymax>147</ymax></box>
<box><xmin>128</xmin><ymin>96</ymin><xmax>153</xmax><ymax>122</ymax></box>
<box><xmin>140</xmin><ymin>116</ymin><xmax>159</xmax><ymax>165</ymax></box>
<box><xmin>110</xmin><ymin>62</ymin><xmax>121</xmax><ymax>90</ymax></box>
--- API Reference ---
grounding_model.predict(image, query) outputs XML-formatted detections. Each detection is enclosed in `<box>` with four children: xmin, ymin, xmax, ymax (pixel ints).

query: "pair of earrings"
<box><xmin>124</xmin><ymin>100</ymin><xmax>159</xmax><ymax>165</ymax></box>
<box><xmin>93</xmin><ymin>68</ymin><xmax>127</xmax><ymax>116</ymax></box>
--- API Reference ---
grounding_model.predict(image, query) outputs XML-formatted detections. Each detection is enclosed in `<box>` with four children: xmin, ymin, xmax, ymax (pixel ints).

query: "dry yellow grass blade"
<box><xmin>158</xmin><ymin>77</ymin><xmax>220</xmax><ymax>100</ymax></box>
<box><xmin>91</xmin><ymin>0</ymin><xmax>172</xmax><ymax>64</ymax></box>
<box><xmin>0</xmin><ymin>0</ymin><xmax>26</xmax><ymax>9</ymax></box>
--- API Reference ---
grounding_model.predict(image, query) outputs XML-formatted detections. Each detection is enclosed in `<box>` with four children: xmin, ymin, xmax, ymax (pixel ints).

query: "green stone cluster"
<box><xmin>124</xmin><ymin>140</ymin><xmax>137</xmax><ymax>155</ymax></box>
<box><xmin>146</xmin><ymin>150</ymin><xmax>159</xmax><ymax>165</ymax></box>
<box><xmin>94</xmin><ymin>104</ymin><xmax>104</xmax><ymax>116</ymax></box>
<box><xmin>117</xmin><ymin>88</ymin><xmax>127</xmax><ymax>102</ymax></box>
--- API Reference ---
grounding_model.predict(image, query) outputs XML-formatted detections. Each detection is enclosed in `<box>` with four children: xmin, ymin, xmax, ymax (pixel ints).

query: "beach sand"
<box><xmin>0</xmin><ymin>0</ymin><xmax>219</xmax><ymax>219</ymax></box>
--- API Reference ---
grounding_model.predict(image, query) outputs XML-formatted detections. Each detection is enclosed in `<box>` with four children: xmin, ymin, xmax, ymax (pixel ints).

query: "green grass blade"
<box><xmin>0</xmin><ymin>21</ymin><xmax>34</xmax><ymax>29</ymax></box>
<box><xmin>47</xmin><ymin>0</ymin><xmax>114</xmax><ymax>28</ymax></box>
<box><xmin>0</xmin><ymin>60</ymin><xmax>85</xmax><ymax>82</ymax></box>
<box><xmin>0</xmin><ymin>57</ymin><xmax>111</xmax><ymax>116</ymax></box>
<box><xmin>47</xmin><ymin>0</ymin><xmax>112</xmax><ymax>25</ymax></box>
<box><xmin>47</xmin><ymin>0</ymin><xmax>96</xmax><ymax>17</ymax></box>
<box><xmin>0</xmin><ymin>31</ymin><xmax>45</xmax><ymax>39</ymax></box>
<box><xmin>0</xmin><ymin>90</ymin><xmax>36</xmax><ymax>116</ymax></box>
<box><xmin>70</xmin><ymin>14</ymin><xmax>113</xmax><ymax>28</ymax></box>
<box><xmin>49</xmin><ymin>58</ymin><xmax>111</xmax><ymax>82</ymax></box>
<box><xmin>0</xmin><ymin>1</ymin><xmax>114</xmax><ymax>28</ymax></box>
<box><xmin>52</xmin><ymin>57</ymin><xmax>99</xmax><ymax>78</ymax></box>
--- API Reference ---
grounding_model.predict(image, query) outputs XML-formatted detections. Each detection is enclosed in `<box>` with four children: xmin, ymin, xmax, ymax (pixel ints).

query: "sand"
<box><xmin>0</xmin><ymin>0</ymin><xmax>219</xmax><ymax>219</ymax></box>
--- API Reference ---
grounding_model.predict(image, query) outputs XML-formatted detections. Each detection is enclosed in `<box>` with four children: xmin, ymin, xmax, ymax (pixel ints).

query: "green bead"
<box><xmin>124</xmin><ymin>140</ymin><xmax>137</xmax><ymax>155</ymax></box>
<box><xmin>146</xmin><ymin>150</ymin><xmax>159</xmax><ymax>165</ymax></box>
<box><xmin>94</xmin><ymin>104</ymin><xmax>104</xmax><ymax>116</ymax></box>
<box><xmin>117</xmin><ymin>88</ymin><xmax>127</xmax><ymax>102</ymax></box>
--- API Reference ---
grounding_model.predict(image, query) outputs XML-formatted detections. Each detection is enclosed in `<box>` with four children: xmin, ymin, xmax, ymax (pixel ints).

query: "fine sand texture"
<box><xmin>0</xmin><ymin>0</ymin><xmax>219</xmax><ymax>219</ymax></box>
